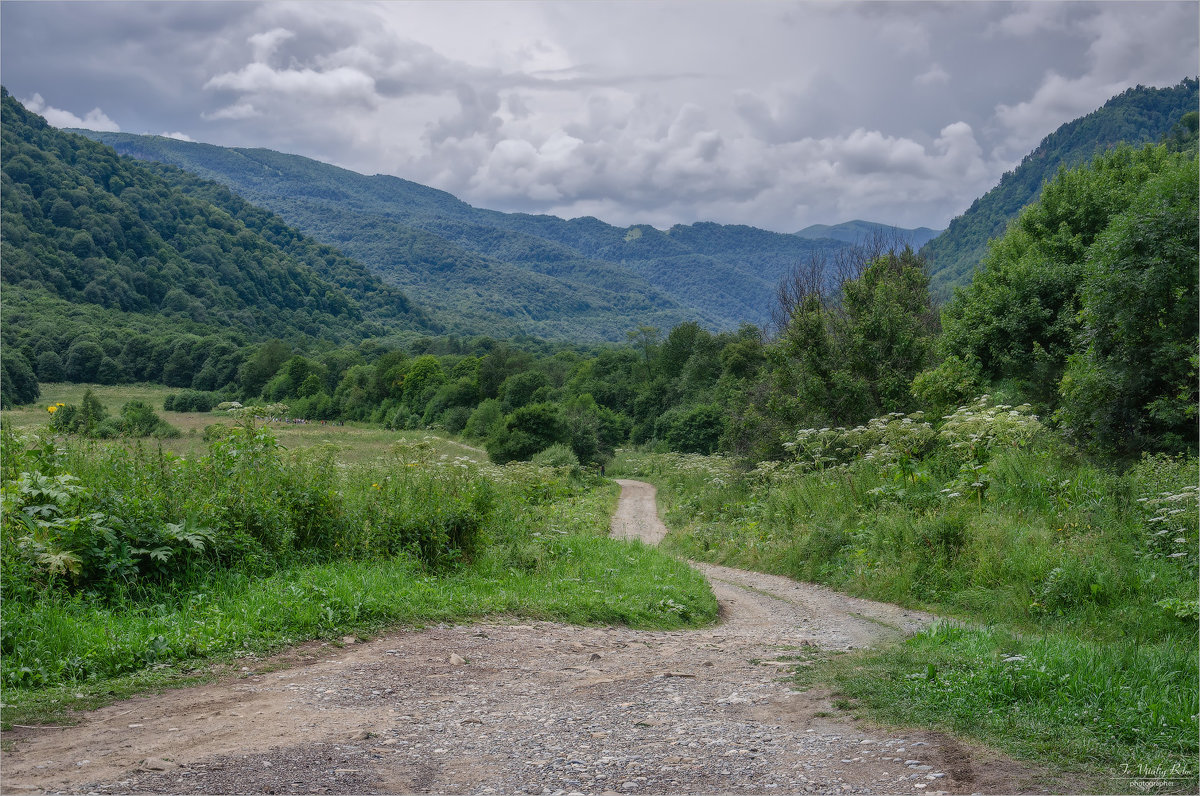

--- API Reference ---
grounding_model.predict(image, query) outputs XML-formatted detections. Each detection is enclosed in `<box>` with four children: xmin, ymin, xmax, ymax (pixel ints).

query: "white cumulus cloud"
<box><xmin>20</xmin><ymin>93</ymin><xmax>119</xmax><ymax>131</ymax></box>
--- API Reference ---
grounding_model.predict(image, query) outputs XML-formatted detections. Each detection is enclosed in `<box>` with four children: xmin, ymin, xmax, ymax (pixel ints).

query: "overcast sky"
<box><xmin>3</xmin><ymin>1</ymin><xmax>1196</xmax><ymax>232</ymax></box>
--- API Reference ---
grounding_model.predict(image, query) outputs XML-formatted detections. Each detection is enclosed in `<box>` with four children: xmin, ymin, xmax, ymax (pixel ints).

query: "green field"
<box><xmin>9</xmin><ymin>383</ymin><xmax>487</xmax><ymax>463</ymax></box>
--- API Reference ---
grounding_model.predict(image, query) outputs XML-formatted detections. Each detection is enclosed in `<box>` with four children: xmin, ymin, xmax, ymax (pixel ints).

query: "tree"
<box><xmin>1057</xmin><ymin>153</ymin><xmax>1199</xmax><ymax>454</ymax></box>
<box><xmin>838</xmin><ymin>247</ymin><xmax>938</xmax><ymax>412</ymax></box>
<box><xmin>35</xmin><ymin>350</ymin><xmax>66</xmax><ymax>382</ymax></box>
<box><xmin>941</xmin><ymin>144</ymin><xmax>1181</xmax><ymax>408</ymax></box>
<box><xmin>655</xmin><ymin>404</ymin><xmax>724</xmax><ymax>454</ymax></box>
<box><xmin>401</xmin><ymin>355</ymin><xmax>446</xmax><ymax>411</ymax></box>
<box><xmin>500</xmin><ymin>370</ymin><xmax>548</xmax><ymax>411</ymax></box>
<box><xmin>486</xmin><ymin>402</ymin><xmax>569</xmax><ymax>464</ymax></box>
<box><xmin>64</xmin><ymin>339</ymin><xmax>105</xmax><ymax>382</ymax></box>
<box><xmin>774</xmin><ymin>246</ymin><xmax>936</xmax><ymax>427</ymax></box>
<box><xmin>238</xmin><ymin>339</ymin><xmax>290</xmax><ymax>398</ymax></box>
<box><xmin>1</xmin><ymin>351</ymin><xmax>40</xmax><ymax>407</ymax></box>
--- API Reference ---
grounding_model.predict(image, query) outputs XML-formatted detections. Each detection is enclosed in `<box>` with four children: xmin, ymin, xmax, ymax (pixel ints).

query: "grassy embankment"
<box><xmin>612</xmin><ymin>400</ymin><xmax>1198</xmax><ymax>793</ymax></box>
<box><xmin>1</xmin><ymin>384</ymin><xmax>717</xmax><ymax>728</ymax></box>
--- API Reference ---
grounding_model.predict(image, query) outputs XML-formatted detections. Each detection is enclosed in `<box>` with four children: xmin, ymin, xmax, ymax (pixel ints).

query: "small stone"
<box><xmin>449</xmin><ymin>653</ymin><xmax>467</xmax><ymax>665</ymax></box>
<box><xmin>590</xmin><ymin>653</ymin><xmax>602</xmax><ymax>661</ymax></box>
<box><xmin>341</xmin><ymin>635</ymin><xmax>357</xmax><ymax>645</ymax></box>
<box><xmin>138</xmin><ymin>758</ymin><xmax>173</xmax><ymax>771</ymax></box>
<box><xmin>127</xmin><ymin>723</ymin><xmax>144</xmax><ymax>728</ymax></box>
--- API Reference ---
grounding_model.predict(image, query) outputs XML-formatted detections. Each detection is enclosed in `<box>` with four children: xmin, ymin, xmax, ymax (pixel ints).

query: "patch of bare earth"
<box><xmin>2</xmin><ymin>479</ymin><xmax>1059</xmax><ymax>795</ymax></box>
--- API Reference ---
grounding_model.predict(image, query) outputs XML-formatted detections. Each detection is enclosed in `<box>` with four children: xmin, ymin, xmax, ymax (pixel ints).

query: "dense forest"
<box><xmin>0</xmin><ymin>88</ymin><xmax>437</xmax><ymax>403</ymax></box>
<box><xmin>922</xmin><ymin>78</ymin><xmax>1198</xmax><ymax>295</ymax></box>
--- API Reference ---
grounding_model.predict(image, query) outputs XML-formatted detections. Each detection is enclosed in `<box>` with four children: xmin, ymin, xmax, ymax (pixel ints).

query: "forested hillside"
<box><xmin>0</xmin><ymin>88</ymin><xmax>435</xmax><ymax>405</ymax></box>
<box><xmin>78</xmin><ymin>131</ymin><xmax>852</xmax><ymax>337</ymax></box>
<box><xmin>922</xmin><ymin>78</ymin><xmax>1198</xmax><ymax>294</ymax></box>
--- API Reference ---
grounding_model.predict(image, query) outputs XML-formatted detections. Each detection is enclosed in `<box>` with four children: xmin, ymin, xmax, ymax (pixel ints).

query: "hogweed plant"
<box><xmin>937</xmin><ymin>397</ymin><xmax>1044</xmax><ymax>508</ymax></box>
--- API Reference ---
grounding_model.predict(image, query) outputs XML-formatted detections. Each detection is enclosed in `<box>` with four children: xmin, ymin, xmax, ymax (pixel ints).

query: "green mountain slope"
<box><xmin>78</xmin><ymin>132</ymin><xmax>852</xmax><ymax>337</ymax></box>
<box><xmin>794</xmin><ymin>220</ymin><xmax>941</xmax><ymax>248</ymax></box>
<box><xmin>922</xmin><ymin>78</ymin><xmax>1198</xmax><ymax>295</ymax></box>
<box><xmin>0</xmin><ymin>87</ymin><xmax>435</xmax><ymax>388</ymax></box>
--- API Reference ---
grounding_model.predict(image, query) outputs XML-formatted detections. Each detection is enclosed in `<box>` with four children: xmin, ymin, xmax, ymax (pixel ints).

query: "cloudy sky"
<box><xmin>3</xmin><ymin>1</ymin><xmax>1196</xmax><ymax>232</ymax></box>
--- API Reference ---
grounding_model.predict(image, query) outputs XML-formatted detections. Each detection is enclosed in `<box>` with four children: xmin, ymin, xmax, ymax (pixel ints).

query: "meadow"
<box><xmin>611</xmin><ymin>400</ymin><xmax>1199</xmax><ymax>792</ymax></box>
<box><xmin>1</xmin><ymin>385</ymin><xmax>717</xmax><ymax>727</ymax></box>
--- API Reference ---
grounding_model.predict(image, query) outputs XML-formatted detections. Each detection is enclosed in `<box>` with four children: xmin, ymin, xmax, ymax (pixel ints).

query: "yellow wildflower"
<box><xmin>47</xmin><ymin>405</ymin><xmax>57</xmax><ymax>414</ymax></box>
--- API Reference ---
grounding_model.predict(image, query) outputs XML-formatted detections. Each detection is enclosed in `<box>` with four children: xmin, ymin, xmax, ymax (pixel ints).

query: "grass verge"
<box><xmin>794</xmin><ymin>623</ymin><xmax>1197</xmax><ymax>794</ymax></box>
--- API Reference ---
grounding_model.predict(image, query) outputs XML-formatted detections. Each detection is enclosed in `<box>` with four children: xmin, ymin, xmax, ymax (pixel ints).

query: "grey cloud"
<box><xmin>2</xmin><ymin>1</ymin><xmax>1195</xmax><ymax>233</ymax></box>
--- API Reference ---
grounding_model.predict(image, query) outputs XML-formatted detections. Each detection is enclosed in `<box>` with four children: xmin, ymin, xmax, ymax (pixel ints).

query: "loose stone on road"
<box><xmin>1</xmin><ymin>479</ymin><xmax>1053</xmax><ymax>794</ymax></box>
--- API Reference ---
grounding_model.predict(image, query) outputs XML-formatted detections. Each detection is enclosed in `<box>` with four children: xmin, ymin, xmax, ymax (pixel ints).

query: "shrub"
<box><xmin>531</xmin><ymin>443</ymin><xmax>580</xmax><ymax>469</ymax></box>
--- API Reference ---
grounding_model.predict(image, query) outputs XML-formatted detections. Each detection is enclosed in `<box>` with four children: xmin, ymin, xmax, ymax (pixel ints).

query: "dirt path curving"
<box><xmin>2</xmin><ymin>480</ymin><xmax>1055</xmax><ymax>795</ymax></box>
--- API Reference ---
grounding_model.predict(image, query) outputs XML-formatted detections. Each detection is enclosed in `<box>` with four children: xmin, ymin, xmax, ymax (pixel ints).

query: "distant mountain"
<box><xmin>794</xmin><ymin>220</ymin><xmax>941</xmax><ymax>249</ymax></box>
<box><xmin>922</xmin><ymin>78</ymin><xmax>1199</xmax><ymax>296</ymax></box>
<box><xmin>0</xmin><ymin>87</ymin><xmax>435</xmax><ymax>388</ymax></box>
<box><xmin>77</xmin><ymin>132</ymin><xmax>852</xmax><ymax>340</ymax></box>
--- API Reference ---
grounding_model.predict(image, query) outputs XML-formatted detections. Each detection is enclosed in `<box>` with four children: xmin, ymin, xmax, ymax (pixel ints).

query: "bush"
<box><xmin>911</xmin><ymin>356</ymin><xmax>981</xmax><ymax>415</ymax></box>
<box><xmin>164</xmin><ymin>390</ymin><xmax>219</xmax><ymax>413</ymax></box>
<box><xmin>655</xmin><ymin>404</ymin><xmax>724</xmax><ymax>454</ymax></box>
<box><xmin>531</xmin><ymin>443</ymin><xmax>580</xmax><ymax>469</ymax></box>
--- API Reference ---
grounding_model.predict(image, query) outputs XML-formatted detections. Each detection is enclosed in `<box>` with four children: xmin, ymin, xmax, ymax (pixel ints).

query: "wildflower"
<box><xmin>47</xmin><ymin>405</ymin><xmax>57</xmax><ymax>414</ymax></box>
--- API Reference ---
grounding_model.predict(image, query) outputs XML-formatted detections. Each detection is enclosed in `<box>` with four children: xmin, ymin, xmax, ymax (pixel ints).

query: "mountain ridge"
<box><xmin>77</xmin><ymin>131</ymin><xmax>859</xmax><ymax>338</ymax></box>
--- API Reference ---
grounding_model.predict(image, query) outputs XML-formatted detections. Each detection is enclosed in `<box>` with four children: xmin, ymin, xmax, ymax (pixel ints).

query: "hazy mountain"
<box><xmin>78</xmin><ymin>132</ymin><xmax>852</xmax><ymax>339</ymax></box>
<box><xmin>794</xmin><ymin>220</ymin><xmax>941</xmax><ymax>249</ymax></box>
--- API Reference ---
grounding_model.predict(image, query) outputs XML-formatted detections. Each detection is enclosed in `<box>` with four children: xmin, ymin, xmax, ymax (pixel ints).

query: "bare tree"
<box><xmin>770</xmin><ymin>227</ymin><xmax>919</xmax><ymax>339</ymax></box>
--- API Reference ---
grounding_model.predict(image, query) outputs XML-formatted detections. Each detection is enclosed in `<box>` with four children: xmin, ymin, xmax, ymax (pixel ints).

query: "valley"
<box><xmin>1</xmin><ymin>63</ymin><xmax>1197</xmax><ymax>796</ymax></box>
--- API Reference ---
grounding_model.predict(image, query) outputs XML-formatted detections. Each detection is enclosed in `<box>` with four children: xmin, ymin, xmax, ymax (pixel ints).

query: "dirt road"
<box><xmin>2</xmin><ymin>479</ymin><xmax>1053</xmax><ymax>794</ymax></box>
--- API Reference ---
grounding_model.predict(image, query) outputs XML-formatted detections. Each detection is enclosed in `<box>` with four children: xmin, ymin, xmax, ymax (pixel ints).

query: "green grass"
<box><xmin>8</xmin><ymin>382</ymin><xmax>487</xmax><ymax>463</ymax></box>
<box><xmin>799</xmin><ymin>623</ymin><xmax>1198</xmax><ymax>793</ymax></box>
<box><xmin>2</xmin><ymin>529</ymin><xmax>713</xmax><ymax>728</ymax></box>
